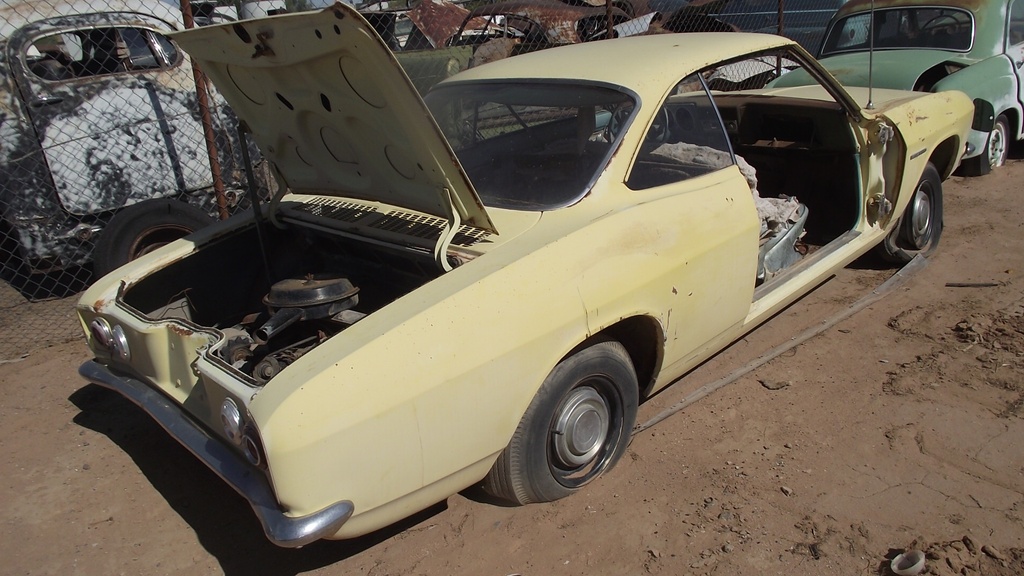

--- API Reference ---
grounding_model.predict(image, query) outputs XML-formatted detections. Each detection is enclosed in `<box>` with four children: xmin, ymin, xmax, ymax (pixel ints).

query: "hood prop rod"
<box><xmin>238</xmin><ymin>122</ymin><xmax>274</xmax><ymax>288</ymax></box>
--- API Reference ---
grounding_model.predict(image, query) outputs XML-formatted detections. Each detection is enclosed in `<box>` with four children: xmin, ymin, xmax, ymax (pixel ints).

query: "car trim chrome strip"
<box><xmin>78</xmin><ymin>360</ymin><xmax>354</xmax><ymax>547</ymax></box>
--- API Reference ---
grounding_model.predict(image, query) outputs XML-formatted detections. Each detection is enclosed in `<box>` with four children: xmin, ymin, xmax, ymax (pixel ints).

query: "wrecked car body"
<box><xmin>0</xmin><ymin>0</ymin><xmax>262</xmax><ymax>280</ymax></box>
<box><xmin>77</xmin><ymin>4</ymin><xmax>971</xmax><ymax>547</ymax></box>
<box><xmin>787</xmin><ymin>0</ymin><xmax>1024</xmax><ymax>175</ymax></box>
<box><xmin>372</xmin><ymin>0</ymin><xmax>628</xmax><ymax>93</ymax></box>
<box><xmin>655</xmin><ymin>0</ymin><xmax>847</xmax><ymax>50</ymax></box>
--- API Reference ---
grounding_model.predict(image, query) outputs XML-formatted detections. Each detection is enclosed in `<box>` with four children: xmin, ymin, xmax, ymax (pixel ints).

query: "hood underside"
<box><xmin>171</xmin><ymin>4</ymin><xmax>496</xmax><ymax>233</ymax></box>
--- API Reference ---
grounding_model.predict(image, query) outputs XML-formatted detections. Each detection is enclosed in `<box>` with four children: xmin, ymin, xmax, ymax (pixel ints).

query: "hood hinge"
<box><xmin>434</xmin><ymin>187</ymin><xmax>462</xmax><ymax>272</ymax></box>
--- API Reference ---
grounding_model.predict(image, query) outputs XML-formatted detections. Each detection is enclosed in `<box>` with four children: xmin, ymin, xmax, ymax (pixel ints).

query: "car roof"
<box><xmin>837</xmin><ymin>0</ymin><xmax>1005</xmax><ymax>15</ymax></box>
<box><xmin>441</xmin><ymin>32</ymin><xmax>796</xmax><ymax>90</ymax></box>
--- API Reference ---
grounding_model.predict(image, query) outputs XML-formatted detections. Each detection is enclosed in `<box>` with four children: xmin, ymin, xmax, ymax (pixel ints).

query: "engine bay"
<box><xmin>120</xmin><ymin>222</ymin><xmax>441</xmax><ymax>386</ymax></box>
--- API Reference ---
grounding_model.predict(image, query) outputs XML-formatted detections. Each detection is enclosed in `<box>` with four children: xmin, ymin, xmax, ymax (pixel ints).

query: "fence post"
<box><xmin>179</xmin><ymin>0</ymin><xmax>230</xmax><ymax>221</ymax></box>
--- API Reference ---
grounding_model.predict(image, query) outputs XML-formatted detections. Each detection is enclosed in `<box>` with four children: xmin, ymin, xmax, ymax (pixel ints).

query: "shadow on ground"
<box><xmin>69</xmin><ymin>384</ymin><xmax>448</xmax><ymax>576</ymax></box>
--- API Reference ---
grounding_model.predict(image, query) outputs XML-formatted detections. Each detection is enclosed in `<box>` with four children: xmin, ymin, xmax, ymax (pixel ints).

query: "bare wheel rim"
<box><xmin>549</xmin><ymin>378</ymin><xmax>623</xmax><ymax>488</ymax></box>
<box><xmin>128</xmin><ymin>224</ymin><xmax>194</xmax><ymax>259</ymax></box>
<box><xmin>989</xmin><ymin>121</ymin><xmax>1008</xmax><ymax>169</ymax></box>
<box><xmin>903</xmin><ymin>178</ymin><xmax>934</xmax><ymax>249</ymax></box>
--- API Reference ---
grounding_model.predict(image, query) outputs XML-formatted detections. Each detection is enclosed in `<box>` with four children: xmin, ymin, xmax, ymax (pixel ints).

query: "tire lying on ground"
<box><xmin>93</xmin><ymin>199</ymin><xmax>216</xmax><ymax>278</ymax></box>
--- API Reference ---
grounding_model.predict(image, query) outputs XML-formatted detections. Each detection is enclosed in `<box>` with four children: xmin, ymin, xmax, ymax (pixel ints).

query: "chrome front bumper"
<box><xmin>79</xmin><ymin>360</ymin><xmax>354</xmax><ymax>547</ymax></box>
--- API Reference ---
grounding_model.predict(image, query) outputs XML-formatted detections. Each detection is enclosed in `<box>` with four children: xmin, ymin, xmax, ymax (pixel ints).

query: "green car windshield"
<box><xmin>821</xmin><ymin>7</ymin><xmax>974</xmax><ymax>56</ymax></box>
<box><xmin>425</xmin><ymin>82</ymin><xmax>635</xmax><ymax>211</ymax></box>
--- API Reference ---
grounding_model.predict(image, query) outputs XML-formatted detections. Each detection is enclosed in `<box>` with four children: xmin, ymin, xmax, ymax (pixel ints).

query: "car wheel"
<box><xmin>960</xmin><ymin>114</ymin><xmax>1009</xmax><ymax>176</ymax></box>
<box><xmin>93</xmin><ymin>199</ymin><xmax>215</xmax><ymax>277</ymax></box>
<box><xmin>876</xmin><ymin>162</ymin><xmax>942</xmax><ymax>264</ymax></box>
<box><xmin>484</xmin><ymin>339</ymin><xmax>638</xmax><ymax>505</ymax></box>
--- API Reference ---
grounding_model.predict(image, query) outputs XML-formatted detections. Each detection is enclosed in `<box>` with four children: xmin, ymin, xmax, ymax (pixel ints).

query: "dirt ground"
<box><xmin>2</xmin><ymin>158</ymin><xmax>1023</xmax><ymax>576</ymax></box>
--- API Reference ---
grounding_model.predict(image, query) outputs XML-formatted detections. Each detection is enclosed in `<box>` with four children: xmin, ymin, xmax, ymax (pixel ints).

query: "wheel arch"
<box><xmin>999</xmin><ymin>106</ymin><xmax>1020</xmax><ymax>141</ymax></box>
<box><xmin>929</xmin><ymin>135</ymin><xmax>964</xmax><ymax>179</ymax></box>
<box><xmin>572</xmin><ymin>315</ymin><xmax>664</xmax><ymax>400</ymax></box>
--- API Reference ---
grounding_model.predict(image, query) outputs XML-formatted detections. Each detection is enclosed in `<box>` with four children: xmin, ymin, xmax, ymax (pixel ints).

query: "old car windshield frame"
<box><xmin>821</xmin><ymin>6</ymin><xmax>975</xmax><ymax>56</ymax></box>
<box><xmin>425</xmin><ymin>80</ymin><xmax>637</xmax><ymax>211</ymax></box>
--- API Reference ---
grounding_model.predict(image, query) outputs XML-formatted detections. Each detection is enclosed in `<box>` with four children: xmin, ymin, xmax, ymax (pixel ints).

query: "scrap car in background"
<box><xmin>77</xmin><ymin>4</ymin><xmax>972</xmax><ymax>546</ymax></box>
<box><xmin>373</xmin><ymin>0</ymin><xmax>629</xmax><ymax>93</ymax></box>
<box><xmin>0</xmin><ymin>0</ymin><xmax>265</xmax><ymax>285</ymax></box>
<box><xmin>657</xmin><ymin>0</ymin><xmax>848</xmax><ymax>50</ymax></box>
<box><xmin>792</xmin><ymin>0</ymin><xmax>1024</xmax><ymax>175</ymax></box>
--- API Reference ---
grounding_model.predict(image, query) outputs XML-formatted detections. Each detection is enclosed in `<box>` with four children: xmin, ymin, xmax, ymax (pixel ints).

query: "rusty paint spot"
<box><xmin>169</xmin><ymin>324</ymin><xmax>194</xmax><ymax>336</ymax></box>
<box><xmin>251</xmin><ymin>30</ymin><xmax>276</xmax><ymax>58</ymax></box>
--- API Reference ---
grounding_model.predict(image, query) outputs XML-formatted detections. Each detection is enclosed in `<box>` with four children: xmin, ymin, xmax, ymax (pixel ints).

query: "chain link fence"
<box><xmin>0</xmin><ymin>0</ymin><xmax>272</xmax><ymax>358</ymax></box>
<box><xmin>0</xmin><ymin>0</ymin><xmax>845</xmax><ymax>360</ymax></box>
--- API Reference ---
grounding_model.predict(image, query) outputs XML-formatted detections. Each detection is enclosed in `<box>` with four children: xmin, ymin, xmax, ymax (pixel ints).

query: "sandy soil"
<box><xmin>1</xmin><ymin>159</ymin><xmax>1022</xmax><ymax>576</ymax></box>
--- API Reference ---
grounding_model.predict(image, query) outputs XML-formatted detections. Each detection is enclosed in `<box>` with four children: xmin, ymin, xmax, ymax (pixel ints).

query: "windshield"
<box><xmin>821</xmin><ymin>7</ymin><xmax>974</xmax><ymax>55</ymax></box>
<box><xmin>424</xmin><ymin>82</ymin><xmax>635</xmax><ymax>211</ymax></box>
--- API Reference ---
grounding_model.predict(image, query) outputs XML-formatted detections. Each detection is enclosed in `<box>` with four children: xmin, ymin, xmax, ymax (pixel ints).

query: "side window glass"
<box><xmin>120</xmin><ymin>28</ymin><xmax>159</xmax><ymax>70</ymax></box>
<box><xmin>1011</xmin><ymin>0</ymin><xmax>1024</xmax><ymax>46</ymax></box>
<box><xmin>627</xmin><ymin>74</ymin><xmax>733</xmax><ymax>190</ymax></box>
<box><xmin>25</xmin><ymin>32</ymin><xmax>79</xmax><ymax>81</ymax></box>
<box><xmin>80</xmin><ymin>28</ymin><xmax>127</xmax><ymax>75</ymax></box>
<box><xmin>26</xmin><ymin>27</ymin><xmax>166</xmax><ymax>81</ymax></box>
<box><xmin>152</xmin><ymin>32</ymin><xmax>180</xmax><ymax>66</ymax></box>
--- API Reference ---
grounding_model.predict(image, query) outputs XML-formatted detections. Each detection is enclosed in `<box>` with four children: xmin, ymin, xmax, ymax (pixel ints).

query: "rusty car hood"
<box><xmin>406</xmin><ymin>0</ymin><xmax>471</xmax><ymax>48</ymax></box>
<box><xmin>170</xmin><ymin>4</ymin><xmax>496</xmax><ymax>233</ymax></box>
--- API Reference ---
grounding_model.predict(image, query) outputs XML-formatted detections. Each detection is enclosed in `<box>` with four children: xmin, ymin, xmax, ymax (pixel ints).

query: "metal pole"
<box><xmin>606</xmin><ymin>0</ymin><xmax>614</xmax><ymax>40</ymax></box>
<box><xmin>868</xmin><ymin>0</ymin><xmax>875</xmax><ymax>109</ymax></box>
<box><xmin>777</xmin><ymin>0</ymin><xmax>784</xmax><ymax>37</ymax></box>
<box><xmin>180</xmin><ymin>0</ymin><xmax>231</xmax><ymax>220</ymax></box>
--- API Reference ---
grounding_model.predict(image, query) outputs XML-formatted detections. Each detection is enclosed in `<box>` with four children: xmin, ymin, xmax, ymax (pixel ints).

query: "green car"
<box><xmin>776</xmin><ymin>0</ymin><xmax>1023</xmax><ymax>175</ymax></box>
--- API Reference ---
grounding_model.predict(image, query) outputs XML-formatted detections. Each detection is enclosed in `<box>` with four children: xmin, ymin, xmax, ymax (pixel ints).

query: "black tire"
<box><xmin>484</xmin><ymin>340</ymin><xmax>639</xmax><ymax>505</ymax></box>
<box><xmin>876</xmin><ymin>163</ymin><xmax>942</xmax><ymax>264</ymax></box>
<box><xmin>612</xmin><ymin>0</ymin><xmax>634</xmax><ymax>18</ymax></box>
<box><xmin>960</xmin><ymin>114</ymin><xmax>1009</xmax><ymax>176</ymax></box>
<box><xmin>93</xmin><ymin>199</ymin><xmax>215</xmax><ymax>277</ymax></box>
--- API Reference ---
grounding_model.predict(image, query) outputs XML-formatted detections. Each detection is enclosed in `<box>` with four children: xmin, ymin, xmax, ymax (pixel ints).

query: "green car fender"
<box><xmin>932</xmin><ymin>55</ymin><xmax>1020</xmax><ymax>138</ymax></box>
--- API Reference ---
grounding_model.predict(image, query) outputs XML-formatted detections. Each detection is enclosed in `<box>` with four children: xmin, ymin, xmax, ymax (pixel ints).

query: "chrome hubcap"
<box><xmin>907</xmin><ymin>184</ymin><xmax>932</xmax><ymax>249</ymax></box>
<box><xmin>989</xmin><ymin>124</ymin><xmax>1007</xmax><ymax>169</ymax></box>
<box><xmin>552</xmin><ymin>387</ymin><xmax>609</xmax><ymax>468</ymax></box>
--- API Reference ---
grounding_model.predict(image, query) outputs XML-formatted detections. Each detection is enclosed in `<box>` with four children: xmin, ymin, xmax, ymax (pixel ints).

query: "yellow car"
<box><xmin>77</xmin><ymin>4</ymin><xmax>975</xmax><ymax>547</ymax></box>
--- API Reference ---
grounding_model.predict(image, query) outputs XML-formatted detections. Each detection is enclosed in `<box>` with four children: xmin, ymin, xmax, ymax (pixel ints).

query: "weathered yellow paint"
<box><xmin>76</xmin><ymin>5</ymin><xmax>974</xmax><ymax>541</ymax></box>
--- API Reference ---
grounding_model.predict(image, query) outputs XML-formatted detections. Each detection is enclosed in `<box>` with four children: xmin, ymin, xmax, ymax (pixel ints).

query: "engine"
<box><xmin>216</xmin><ymin>273</ymin><xmax>365</xmax><ymax>384</ymax></box>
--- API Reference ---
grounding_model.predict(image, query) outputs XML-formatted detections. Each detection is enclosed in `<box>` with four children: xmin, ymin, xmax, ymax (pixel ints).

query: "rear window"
<box><xmin>821</xmin><ymin>7</ymin><xmax>974</xmax><ymax>55</ymax></box>
<box><xmin>425</xmin><ymin>82</ymin><xmax>634</xmax><ymax>211</ymax></box>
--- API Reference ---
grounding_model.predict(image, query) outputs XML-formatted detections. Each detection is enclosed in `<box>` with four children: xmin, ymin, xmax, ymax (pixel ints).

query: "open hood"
<box><xmin>171</xmin><ymin>4</ymin><xmax>496</xmax><ymax>233</ymax></box>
